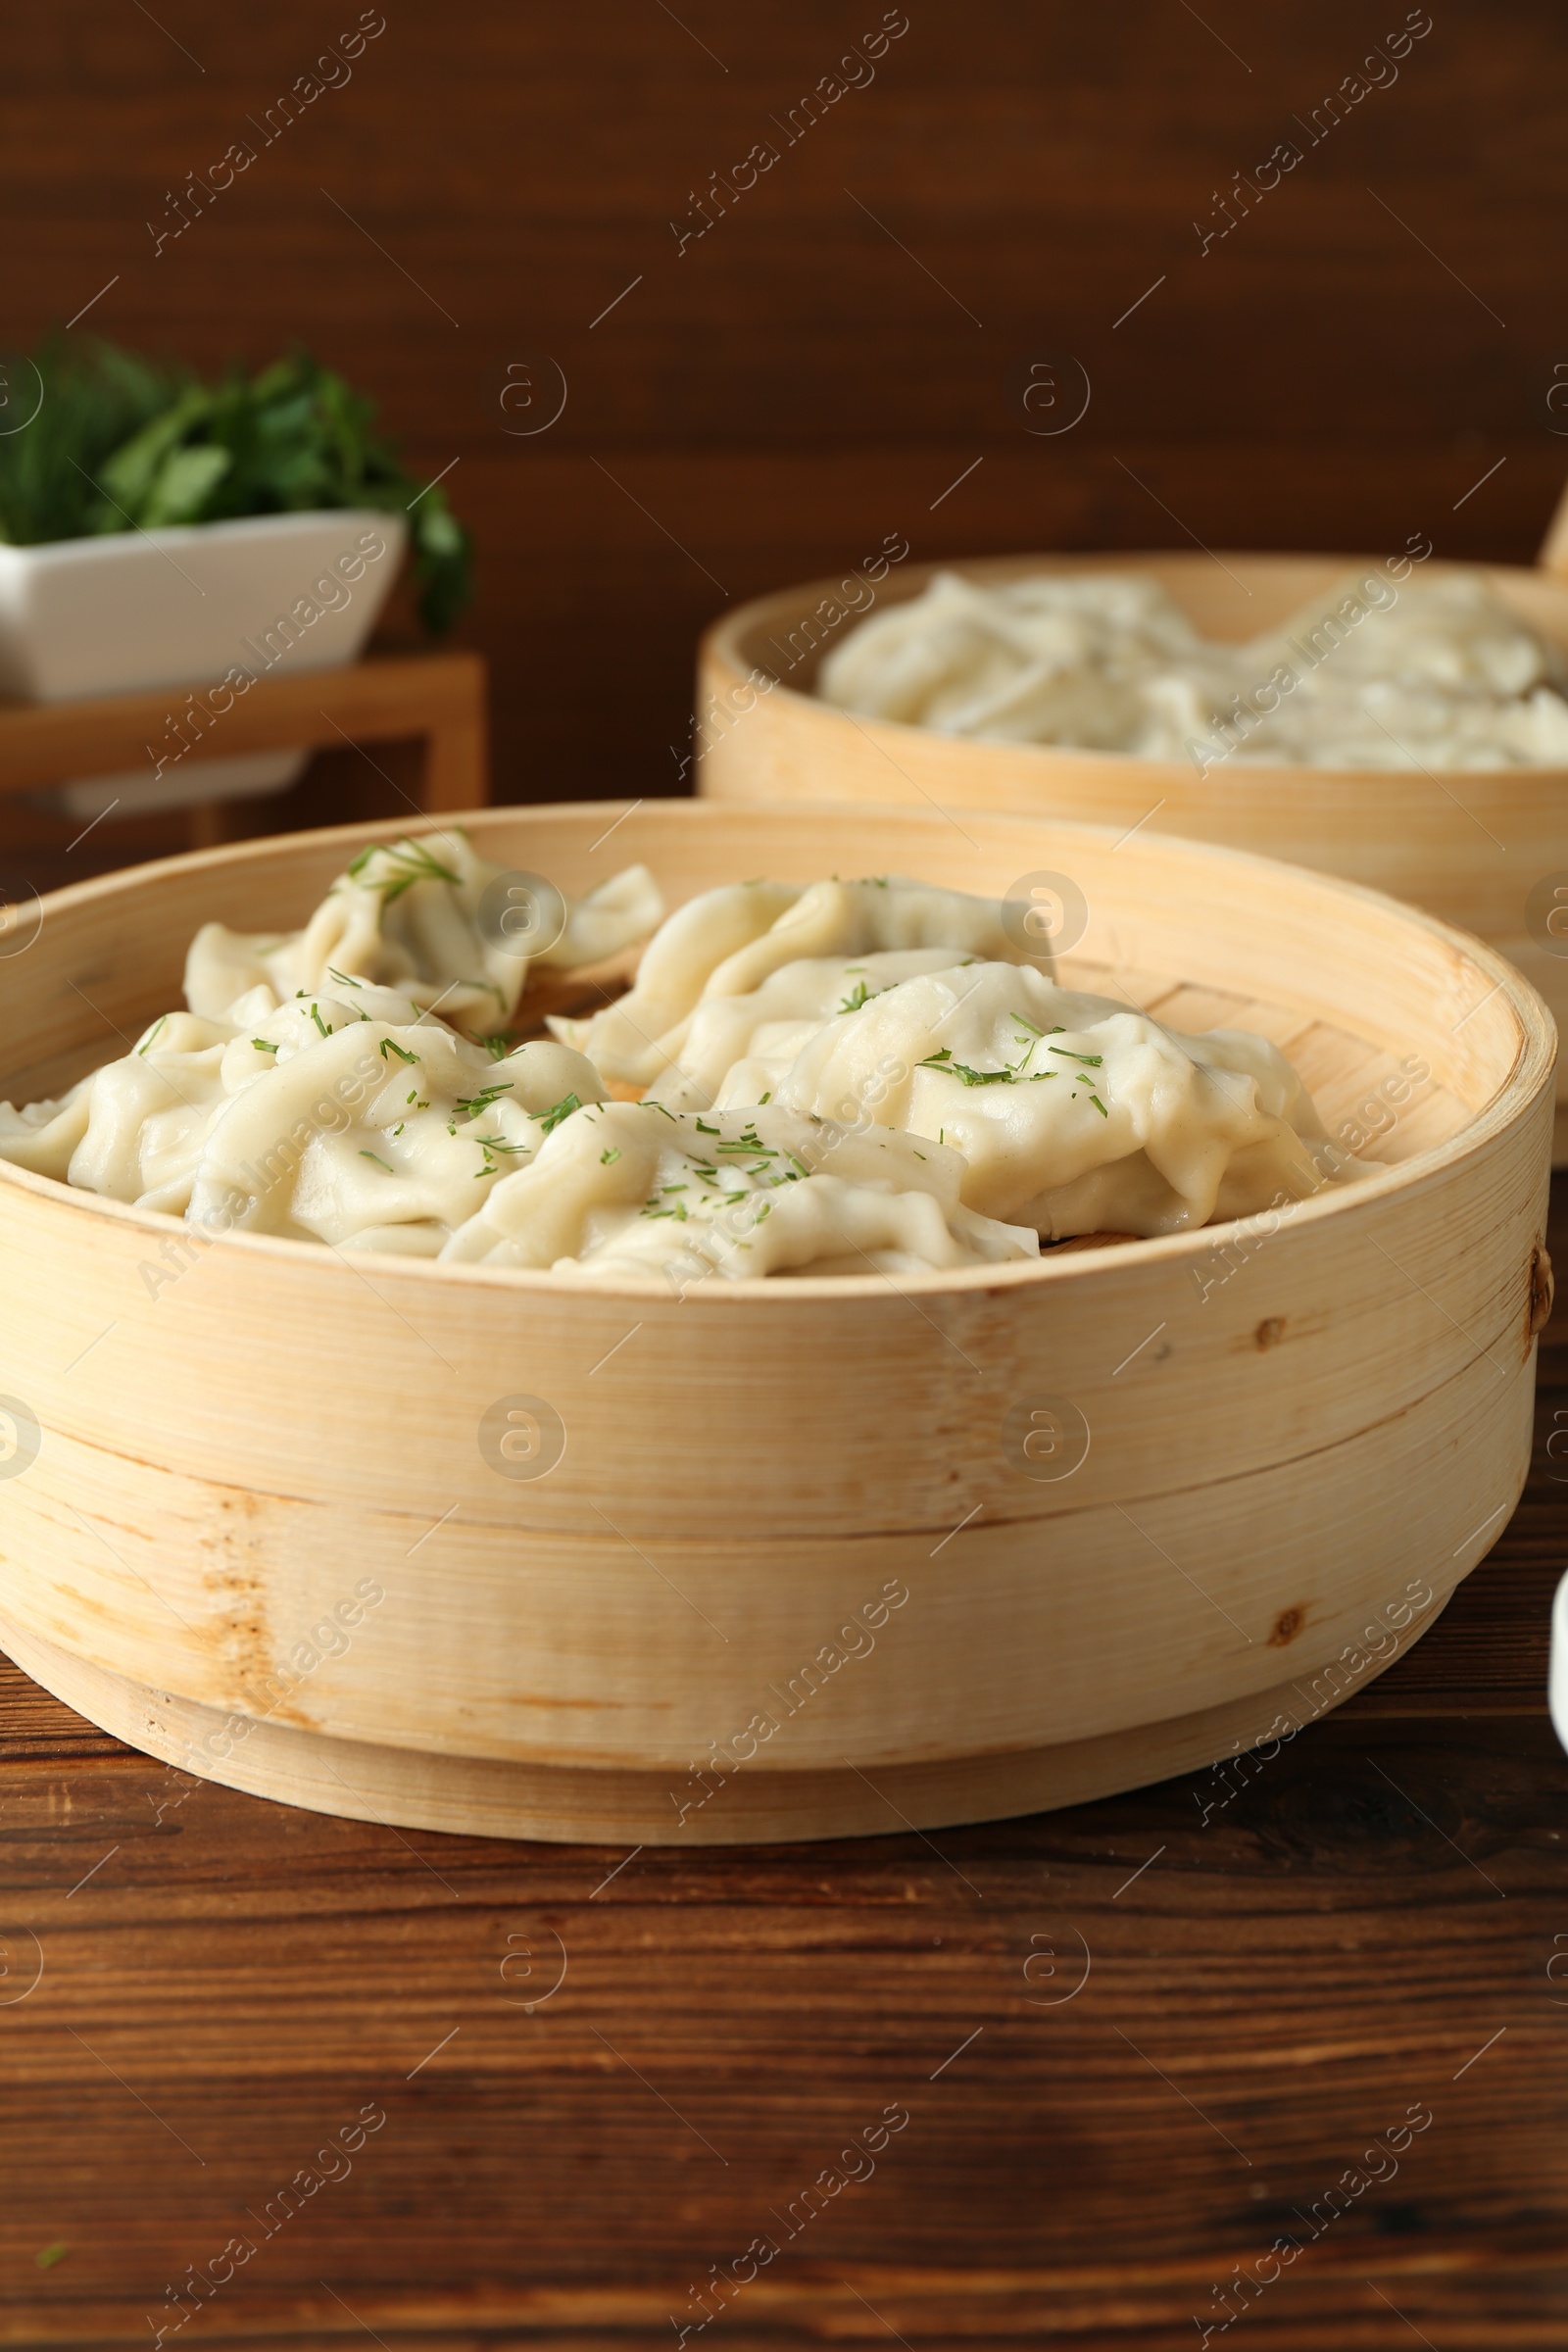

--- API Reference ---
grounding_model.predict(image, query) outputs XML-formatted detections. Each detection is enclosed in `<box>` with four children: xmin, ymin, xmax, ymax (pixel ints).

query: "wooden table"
<box><xmin>3</xmin><ymin>1191</ymin><xmax>1566</xmax><ymax>2350</ymax></box>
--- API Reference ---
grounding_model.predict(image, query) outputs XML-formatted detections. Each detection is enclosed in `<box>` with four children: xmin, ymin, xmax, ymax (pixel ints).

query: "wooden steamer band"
<box><xmin>0</xmin><ymin>803</ymin><xmax>1553</xmax><ymax>1844</ymax></box>
<box><xmin>697</xmin><ymin>540</ymin><xmax>1568</xmax><ymax>1162</ymax></box>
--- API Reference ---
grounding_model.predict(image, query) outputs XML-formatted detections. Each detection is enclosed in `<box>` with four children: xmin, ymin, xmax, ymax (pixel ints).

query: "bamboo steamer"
<box><xmin>0</xmin><ymin>802</ymin><xmax>1553</xmax><ymax>1845</ymax></box>
<box><xmin>697</xmin><ymin>506</ymin><xmax>1568</xmax><ymax>1160</ymax></box>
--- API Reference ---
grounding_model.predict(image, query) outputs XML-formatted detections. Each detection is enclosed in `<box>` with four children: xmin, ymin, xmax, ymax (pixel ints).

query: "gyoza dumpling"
<box><xmin>440</xmin><ymin>1099</ymin><xmax>1038</xmax><ymax>1282</ymax></box>
<box><xmin>184</xmin><ymin>830</ymin><xmax>662</xmax><ymax>1037</ymax></box>
<box><xmin>754</xmin><ymin>960</ymin><xmax>1348</xmax><ymax>1237</ymax></box>
<box><xmin>554</xmin><ymin>875</ymin><xmax>1042</xmax><ymax>1090</ymax></box>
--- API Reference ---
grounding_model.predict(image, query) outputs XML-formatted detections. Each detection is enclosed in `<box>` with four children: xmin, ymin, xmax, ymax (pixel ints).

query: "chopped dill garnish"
<box><xmin>379</xmin><ymin>1038</ymin><xmax>419</xmax><ymax>1064</ymax></box>
<box><xmin>917</xmin><ymin>1047</ymin><xmax>1013</xmax><ymax>1087</ymax></box>
<box><xmin>1049</xmin><ymin>1047</ymin><xmax>1103</xmax><ymax>1067</ymax></box>
<box><xmin>695</xmin><ymin>1119</ymin><xmax>720</xmax><ymax>1135</ymax></box>
<box><xmin>481</xmin><ymin>1034</ymin><xmax>512</xmax><ymax>1061</ymax></box>
<box><xmin>600</xmin><ymin>1147</ymin><xmax>621</xmax><ymax>1164</ymax></box>
<box><xmin>347</xmin><ymin>838</ymin><xmax>462</xmax><ymax>901</ymax></box>
<box><xmin>838</xmin><ymin>979</ymin><xmax>877</xmax><ymax>1014</ymax></box>
<box><xmin>309</xmin><ymin>1004</ymin><xmax>330</xmax><ymax>1039</ymax></box>
<box><xmin>758</xmin><ymin>1091</ymin><xmax>771</xmax><ymax>1103</ymax></box>
<box><xmin>251</xmin><ymin>1038</ymin><xmax>277</xmax><ymax>1054</ymax></box>
<box><xmin>359</xmin><ymin>1150</ymin><xmax>394</xmax><ymax>1173</ymax></box>
<box><xmin>537</xmin><ymin>1091</ymin><xmax>582</xmax><ymax>1136</ymax></box>
<box><xmin>326</xmin><ymin>967</ymin><xmax>362</xmax><ymax>989</ymax></box>
<box><xmin>137</xmin><ymin>1015</ymin><xmax>168</xmax><ymax>1056</ymax></box>
<box><xmin>1088</xmin><ymin>1093</ymin><xmax>1109</xmax><ymax>1117</ymax></box>
<box><xmin>455</xmin><ymin>1081</ymin><xmax>513</xmax><ymax>1120</ymax></box>
<box><xmin>640</xmin><ymin>1101</ymin><xmax>676</xmax><ymax>1120</ymax></box>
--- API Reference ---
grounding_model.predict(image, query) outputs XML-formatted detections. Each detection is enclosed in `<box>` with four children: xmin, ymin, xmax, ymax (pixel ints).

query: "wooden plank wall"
<box><xmin>1</xmin><ymin>0</ymin><xmax>1563</xmax><ymax>879</ymax></box>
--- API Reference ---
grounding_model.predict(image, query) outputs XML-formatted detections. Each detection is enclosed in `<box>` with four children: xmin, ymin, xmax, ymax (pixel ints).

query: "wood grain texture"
<box><xmin>0</xmin><ymin>0</ymin><xmax>1565</xmax><ymax>883</ymax></box>
<box><xmin>0</xmin><ymin>801</ymin><xmax>1551</xmax><ymax>1849</ymax></box>
<box><xmin>1</xmin><ymin>1240</ymin><xmax>1567</xmax><ymax>2346</ymax></box>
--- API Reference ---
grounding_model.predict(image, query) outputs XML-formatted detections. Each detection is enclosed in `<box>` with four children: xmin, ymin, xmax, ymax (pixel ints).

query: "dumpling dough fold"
<box><xmin>440</xmin><ymin>1100</ymin><xmax>1038</xmax><ymax>1281</ymax></box>
<box><xmin>184</xmin><ymin>830</ymin><xmax>662</xmax><ymax>1036</ymax></box>
<box><xmin>554</xmin><ymin>875</ymin><xmax>1043</xmax><ymax>1090</ymax></box>
<box><xmin>0</xmin><ymin>983</ymin><xmax>605</xmax><ymax>1255</ymax></box>
<box><xmin>750</xmin><ymin>960</ymin><xmax>1348</xmax><ymax>1237</ymax></box>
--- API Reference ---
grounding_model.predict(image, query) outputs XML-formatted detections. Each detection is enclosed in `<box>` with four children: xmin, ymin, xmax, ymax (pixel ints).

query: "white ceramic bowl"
<box><xmin>0</xmin><ymin>509</ymin><xmax>407</xmax><ymax>818</ymax></box>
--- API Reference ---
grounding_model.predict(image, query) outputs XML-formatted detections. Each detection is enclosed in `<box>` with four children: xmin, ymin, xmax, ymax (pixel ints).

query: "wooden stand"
<box><xmin>0</xmin><ymin>649</ymin><xmax>488</xmax><ymax>848</ymax></box>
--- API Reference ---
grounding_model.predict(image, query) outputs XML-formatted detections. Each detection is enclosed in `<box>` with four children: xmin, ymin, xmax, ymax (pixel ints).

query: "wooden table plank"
<box><xmin>2</xmin><ymin>1191</ymin><xmax>1566</xmax><ymax>2348</ymax></box>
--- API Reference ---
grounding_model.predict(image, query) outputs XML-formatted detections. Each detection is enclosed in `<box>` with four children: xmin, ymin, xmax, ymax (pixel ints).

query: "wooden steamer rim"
<box><xmin>0</xmin><ymin>801</ymin><xmax>1554</xmax><ymax>1845</ymax></box>
<box><xmin>0</xmin><ymin>799</ymin><xmax>1550</xmax><ymax>1295</ymax></box>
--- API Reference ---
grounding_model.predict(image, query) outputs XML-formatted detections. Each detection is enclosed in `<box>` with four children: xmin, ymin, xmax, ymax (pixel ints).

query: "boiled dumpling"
<box><xmin>440</xmin><ymin>1099</ymin><xmax>1038</xmax><ymax>1281</ymax></box>
<box><xmin>746</xmin><ymin>959</ymin><xmax>1348</xmax><ymax>1237</ymax></box>
<box><xmin>639</xmin><ymin>950</ymin><xmax>977</xmax><ymax>1113</ymax></box>
<box><xmin>817</xmin><ymin>568</ymin><xmax>1207</xmax><ymax>744</ymax></box>
<box><xmin>816</xmin><ymin>564</ymin><xmax>1568</xmax><ymax>771</ymax></box>
<box><xmin>554</xmin><ymin>875</ymin><xmax>1041</xmax><ymax>1090</ymax></box>
<box><xmin>184</xmin><ymin>830</ymin><xmax>662</xmax><ymax>1036</ymax></box>
<box><xmin>0</xmin><ymin>982</ymin><xmax>604</xmax><ymax>1256</ymax></box>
